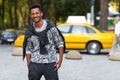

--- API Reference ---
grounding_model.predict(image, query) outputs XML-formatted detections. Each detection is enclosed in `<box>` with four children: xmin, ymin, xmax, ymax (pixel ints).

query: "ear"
<box><xmin>41</xmin><ymin>12</ymin><xmax>43</xmax><ymax>17</ymax></box>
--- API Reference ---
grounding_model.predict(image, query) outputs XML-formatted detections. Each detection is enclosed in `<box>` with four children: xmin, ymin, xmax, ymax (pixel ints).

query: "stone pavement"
<box><xmin>0</xmin><ymin>45</ymin><xmax>120</xmax><ymax>80</ymax></box>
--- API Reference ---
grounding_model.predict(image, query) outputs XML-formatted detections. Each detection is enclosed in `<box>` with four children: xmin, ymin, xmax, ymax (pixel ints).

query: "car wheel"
<box><xmin>0</xmin><ymin>40</ymin><xmax>3</xmax><ymax>45</ymax></box>
<box><xmin>87</xmin><ymin>42</ymin><xmax>101</xmax><ymax>54</ymax></box>
<box><xmin>9</xmin><ymin>42</ymin><xmax>12</xmax><ymax>45</ymax></box>
<box><xmin>0</xmin><ymin>40</ymin><xmax>1</xmax><ymax>44</ymax></box>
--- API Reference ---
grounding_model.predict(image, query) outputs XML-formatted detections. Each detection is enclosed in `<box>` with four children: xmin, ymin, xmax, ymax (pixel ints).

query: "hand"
<box><xmin>54</xmin><ymin>60</ymin><xmax>62</xmax><ymax>71</ymax></box>
<box><xmin>27</xmin><ymin>62</ymin><xmax>30</xmax><ymax>68</ymax></box>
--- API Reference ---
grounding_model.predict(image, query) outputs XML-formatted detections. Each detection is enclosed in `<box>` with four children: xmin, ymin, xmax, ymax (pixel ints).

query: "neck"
<box><xmin>34</xmin><ymin>20</ymin><xmax>43</xmax><ymax>29</ymax></box>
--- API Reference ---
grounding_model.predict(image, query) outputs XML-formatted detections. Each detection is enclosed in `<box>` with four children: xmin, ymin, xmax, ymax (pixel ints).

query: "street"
<box><xmin>0</xmin><ymin>44</ymin><xmax>120</xmax><ymax>80</ymax></box>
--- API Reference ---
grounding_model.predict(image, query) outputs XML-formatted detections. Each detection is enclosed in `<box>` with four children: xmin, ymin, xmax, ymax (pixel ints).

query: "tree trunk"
<box><xmin>9</xmin><ymin>7</ymin><xmax>14</xmax><ymax>28</ymax></box>
<box><xmin>99</xmin><ymin>0</ymin><xmax>108</xmax><ymax>30</ymax></box>
<box><xmin>54</xmin><ymin>1</ymin><xmax>57</xmax><ymax>26</ymax></box>
<box><xmin>13</xmin><ymin>0</ymin><xmax>18</xmax><ymax>28</ymax></box>
<box><xmin>1</xmin><ymin>0</ymin><xmax>5</xmax><ymax>28</ymax></box>
<box><xmin>119</xmin><ymin>0</ymin><xmax>120</xmax><ymax>12</ymax></box>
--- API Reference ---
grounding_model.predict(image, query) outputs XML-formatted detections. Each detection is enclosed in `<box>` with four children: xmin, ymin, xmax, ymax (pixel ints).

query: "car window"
<box><xmin>58</xmin><ymin>25</ymin><xmax>71</xmax><ymax>33</ymax></box>
<box><xmin>92</xmin><ymin>26</ymin><xmax>105</xmax><ymax>32</ymax></box>
<box><xmin>71</xmin><ymin>26</ymin><xmax>87</xmax><ymax>34</ymax></box>
<box><xmin>86</xmin><ymin>27</ymin><xmax>96</xmax><ymax>33</ymax></box>
<box><xmin>3</xmin><ymin>31</ymin><xmax>16</xmax><ymax>35</ymax></box>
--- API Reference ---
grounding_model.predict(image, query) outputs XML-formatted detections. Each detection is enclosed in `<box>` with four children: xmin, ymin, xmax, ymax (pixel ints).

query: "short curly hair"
<box><xmin>29</xmin><ymin>4</ymin><xmax>42</xmax><ymax>12</ymax></box>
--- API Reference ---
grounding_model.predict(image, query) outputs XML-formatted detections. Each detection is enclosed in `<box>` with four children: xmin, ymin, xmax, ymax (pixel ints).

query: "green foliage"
<box><xmin>0</xmin><ymin>0</ymin><xmax>100</xmax><ymax>29</ymax></box>
<box><xmin>14</xmin><ymin>26</ymin><xmax>25</xmax><ymax>30</ymax></box>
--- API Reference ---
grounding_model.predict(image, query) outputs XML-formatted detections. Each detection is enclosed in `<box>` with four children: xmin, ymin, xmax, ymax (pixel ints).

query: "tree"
<box><xmin>0</xmin><ymin>0</ymin><xmax>5</xmax><ymax>29</ymax></box>
<box><xmin>100</xmin><ymin>0</ymin><xmax>108</xmax><ymax>30</ymax></box>
<box><xmin>0</xmin><ymin>0</ymin><xmax>100</xmax><ymax>29</ymax></box>
<box><xmin>13</xmin><ymin>0</ymin><xmax>18</xmax><ymax>28</ymax></box>
<box><xmin>109</xmin><ymin>0</ymin><xmax>120</xmax><ymax>12</ymax></box>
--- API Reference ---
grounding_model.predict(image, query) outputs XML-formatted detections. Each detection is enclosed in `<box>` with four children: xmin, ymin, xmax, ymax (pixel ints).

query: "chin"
<box><xmin>33</xmin><ymin>19</ymin><xmax>42</xmax><ymax>23</ymax></box>
<box><xmin>34</xmin><ymin>20</ymin><xmax>40</xmax><ymax>23</ymax></box>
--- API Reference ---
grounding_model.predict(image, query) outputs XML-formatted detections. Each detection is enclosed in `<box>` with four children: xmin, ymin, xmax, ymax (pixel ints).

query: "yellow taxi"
<box><xmin>14</xmin><ymin>34</ymin><xmax>24</xmax><ymax>47</ymax></box>
<box><xmin>14</xmin><ymin>23</ymin><xmax>115</xmax><ymax>54</ymax></box>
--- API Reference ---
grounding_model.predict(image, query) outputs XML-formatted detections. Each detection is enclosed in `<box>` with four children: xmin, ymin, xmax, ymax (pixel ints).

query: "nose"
<box><xmin>33</xmin><ymin>13</ymin><xmax>38</xmax><ymax>17</ymax></box>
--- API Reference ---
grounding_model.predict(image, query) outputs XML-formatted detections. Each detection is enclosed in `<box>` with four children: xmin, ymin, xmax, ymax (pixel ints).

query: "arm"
<box><xmin>115</xmin><ymin>22</ymin><xmax>120</xmax><ymax>37</ymax></box>
<box><xmin>25</xmin><ymin>38</ymin><xmax>32</xmax><ymax>68</ymax></box>
<box><xmin>26</xmin><ymin>54</ymin><xmax>31</xmax><ymax>67</ymax></box>
<box><xmin>51</xmin><ymin>27</ymin><xmax>64</xmax><ymax>70</ymax></box>
<box><xmin>54</xmin><ymin>47</ymin><xmax>64</xmax><ymax>70</ymax></box>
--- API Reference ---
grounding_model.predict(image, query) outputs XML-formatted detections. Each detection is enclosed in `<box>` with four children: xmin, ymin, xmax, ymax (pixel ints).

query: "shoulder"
<box><xmin>117</xmin><ymin>21</ymin><xmax>120</xmax><ymax>25</ymax></box>
<box><xmin>45</xmin><ymin>19</ymin><xmax>55</xmax><ymax>29</ymax></box>
<box><xmin>24</xmin><ymin>24</ymin><xmax>34</xmax><ymax>39</ymax></box>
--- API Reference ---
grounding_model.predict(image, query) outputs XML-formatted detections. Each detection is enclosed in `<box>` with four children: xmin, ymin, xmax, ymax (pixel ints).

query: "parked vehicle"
<box><xmin>0</xmin><ymin>30</ymin><xmax>18</xmax><ymax>44</ymax></box>
<box><xmin>14</xmin><ymin>34</ymin><xmax>24</xmax><ymax>47</ymax></box>
<box><xmin>0</xmin><ymin>31</ymin><xmax>2</xmax><ymax>44</ymax></box>
<box><xmin>14</xmin><ymin>23</ymin><xmax>115</xmax><ymax>54</ymax></box>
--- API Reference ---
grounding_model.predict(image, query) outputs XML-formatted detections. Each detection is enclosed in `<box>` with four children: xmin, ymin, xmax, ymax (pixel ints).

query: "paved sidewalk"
<box><xmin>0</xmin><ymin>45</ymin><xmax>120</xmax><ymax>80</ymax></box>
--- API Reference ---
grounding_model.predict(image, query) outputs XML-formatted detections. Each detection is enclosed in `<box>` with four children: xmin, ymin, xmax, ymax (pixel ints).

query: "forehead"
<box><xmin>30</xmin><ymin>8</ymin><xmax>41</xmax><ymax>13</ymax></box>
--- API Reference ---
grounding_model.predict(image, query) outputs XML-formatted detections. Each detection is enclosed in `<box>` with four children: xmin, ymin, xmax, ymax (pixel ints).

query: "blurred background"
<box><xmin>0</xmin><ymin>0</ymin><xmax>120</xmax><ymax>33</ymax></box>
<box><xmin>1</xmin><ymin>0</ymin><xmax>119</xmax><ymax>53</ymax></box>
<box><xmin>0</xmin><ymin>1</ymin><xmax>120</xmax><ymax>80</ymax></box>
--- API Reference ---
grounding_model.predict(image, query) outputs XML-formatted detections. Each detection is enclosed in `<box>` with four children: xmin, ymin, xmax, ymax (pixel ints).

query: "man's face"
<box><xmin>30</xmin><ymin>8</ymin><xmax>43</xmax><ymax>23</ymax></box>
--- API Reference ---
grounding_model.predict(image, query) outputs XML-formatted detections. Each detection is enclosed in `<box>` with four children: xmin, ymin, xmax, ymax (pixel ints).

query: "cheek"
<box><xmin>30</xmin><ymin>15</ymin><xmax>34</xmax><ymax>19</ymax></box>
<box><xmin>40</xmin><ymin>13</ymin><xmax>43</xmax><ymax>17</ymax></box>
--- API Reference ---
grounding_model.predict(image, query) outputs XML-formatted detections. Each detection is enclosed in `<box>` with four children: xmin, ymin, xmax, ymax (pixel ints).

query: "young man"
<box><xmin>23</xmin><ymin>4</ymin><xmax>64</xmax><ymax>80</ymax></box>
<box><xmin>111</xmin><ymin>16</ymin><xmax>120</xmax><ymax>49</ymax></box>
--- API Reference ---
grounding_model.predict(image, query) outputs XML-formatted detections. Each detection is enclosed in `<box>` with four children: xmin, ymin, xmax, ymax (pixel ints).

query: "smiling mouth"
<box><xmin>34</xmin><ymin>18</ymin><xmax>39</xmax><ymax>21</ymax></box>
<box><xmin>34</xmin><ymin>17</ymin><xmax>39</xmax><ymax>20</ymax></box>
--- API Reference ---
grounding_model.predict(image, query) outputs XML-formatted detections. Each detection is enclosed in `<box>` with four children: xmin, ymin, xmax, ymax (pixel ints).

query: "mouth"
<box><xmin>33</xmin><ymin>18</ymin><xmax>40</xmax><ymax>22</ymax></box>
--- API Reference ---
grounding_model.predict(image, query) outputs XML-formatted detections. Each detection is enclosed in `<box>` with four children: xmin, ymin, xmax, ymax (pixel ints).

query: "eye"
<box><xmin>31</xmin><ymin>12</ymin><xmax>40</xmax><ymax>16</ymax></box>
<box><xmin>36</xmin><ymin>12</ymin><xmax>40</xmax><ymax>15</ymax></box>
